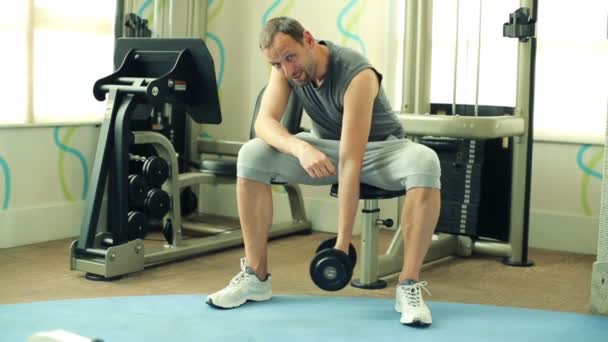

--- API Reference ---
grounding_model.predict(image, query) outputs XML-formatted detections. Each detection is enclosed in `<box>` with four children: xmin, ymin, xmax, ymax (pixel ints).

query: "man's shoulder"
<box><xmin>325</xmin><ymin>40</ymin><xmax>367</xmax><ymax>63</ymax></box>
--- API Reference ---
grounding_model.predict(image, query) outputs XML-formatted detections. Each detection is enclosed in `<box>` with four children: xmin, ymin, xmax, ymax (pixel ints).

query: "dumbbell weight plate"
<box><xmin>147</xmin><ymin>217</ymin><xmax>163</xmax><ymax>232</ymax></box>
<box><xmin>163</xmin><ymin>220</ymin><xmax>173</xmax><ymax>245</ymax></box>
<box><xmin>143</xmin><ymin>156</ymin><xmax>169</xmax><ymax>188</ymax></box>
<box><xmin>309</xmin><ymin>249</ymin><xmax>355</xmax><ymax>291</ymax></box>
<box><xmin>144</xmin><ymin>188</ymin><xmax>171</xmax><ymax>218</ymax></box>
<box><xmin>316</xmin><ymin>237</ymin><xmax>338</xmax><ymax>254</ymax></box>
<box><xmin>315</xmin><ymin>237</ymin><xmax>357</xmax><ymax>266</ymax></box>
<box><xmin>129</xmin><ymin>158</ymin><xmax>143</xmax><ymax>175</ymax></box>
<box><xmin>180</xmin><ymin>187</ymin><xmax>198</xmax><ymax>217</ymax></box>
<box><xmin>128</xmin><ymin>175</ymin><xmax>149</xmax><ymax>208</ymax></box>
<box><xmin>127</xmin><ymin>211</ymin><xmax>148</xmax><ymax>240</ymax></box>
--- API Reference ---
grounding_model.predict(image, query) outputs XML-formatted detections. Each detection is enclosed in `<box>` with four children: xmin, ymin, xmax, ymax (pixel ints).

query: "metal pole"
<box><xmin>401</xmin><ymin>0</ymin><xmax>418</xmax><ymax>113</ymax></box>
<box><xmin>504</xmin><ymin>0</ymin><xmax>536</xmax><ymax>267</ymax></box>
<box><xmin>358</xmin><ymin>200</ymin><xmax>380</xmax><ymax>285</ymax></box>
<box><xmin>452</xmin><ymin>0</ymin><xmax>460</xmax><ymax>115</ymax></box>
<box><xmin>474</xmin><ymin>0</ymin><xmax>482</xmax><ymax>116</ymax></box>
<box><xmin>414</xmin><ymin>0</ymin><xmax>433</xmax><ymax>114</ymax></box>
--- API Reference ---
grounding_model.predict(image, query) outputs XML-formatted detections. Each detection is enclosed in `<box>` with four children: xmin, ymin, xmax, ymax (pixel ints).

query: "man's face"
<box><xmin>263</xmin><ymin>32</ymin><xmax>316</xmax><ymax>86</ymax></box>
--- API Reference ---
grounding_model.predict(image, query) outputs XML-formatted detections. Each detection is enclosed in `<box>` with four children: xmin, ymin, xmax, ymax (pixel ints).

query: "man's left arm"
<box><xmin>334</xmin><ymin>69</ymin><xmax>379</xmax><ymax>252</ymax></box>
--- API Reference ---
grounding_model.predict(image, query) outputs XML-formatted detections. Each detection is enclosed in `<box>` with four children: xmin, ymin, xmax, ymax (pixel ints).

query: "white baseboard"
<box><xmin>529</xmin><ymin>209</ymin><xmax>599</xmax><ymax>255</ymax></box>
<box><xmin>0</xmin><ymin>203</ymin><xmax>84</xmax><ymax>248</ymax></box>
<box><xmin>0</xmin><ymin>201</ymin><xmax>108</xmax><ymax>249</ymax></box>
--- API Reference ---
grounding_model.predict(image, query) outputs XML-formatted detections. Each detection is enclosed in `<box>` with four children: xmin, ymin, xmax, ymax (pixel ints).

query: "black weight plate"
<box><xmin>163</xmin><ymin>220</ymin><xmax>173</xmax><ymax>244</ymax></box>
<box><xmin>147</xmin><ymin>217</ymin><xmax>163</xmax><ymax>231</ymax></box>
<box><xmin>309</xmin><ymin>249</ymin><xmax>354</xmax><ymax>291</ymax></box>
<box><xmin>348</xmin><ymin>243</ymin><xmax>357</xmax><ymax>266</ymax></box>
<box><xmin>127</xmin><ymin>211</ymin><xmax>148</xmax><ymax>240</ymax></box>
<box><xmin>180</xmin><ymin>187</ymin><xmax>198</xmax><ymax>216</ymax></box>
<box><xmin>143</xmin><ymin>156</ymin><xmax>169</xmax><ymax>187</ymax></box>
<box><xmin>144</xmin><ymin>188</ymin><xmax>171</xmax><ymax>218</ymax></box>
<box><xmin>128</xmin><ymin>174</ymin><xmax>149</xmax><ymax>208</ymax></box>
<box><xmin>315</xmin><ymin>237</ymin><xmax>357</xmax><ymax>266</ymax></box>
<box><xmin>315</xmin><ymin>237</ymin><xmax>337</xmax><ymax>254</ymax></box>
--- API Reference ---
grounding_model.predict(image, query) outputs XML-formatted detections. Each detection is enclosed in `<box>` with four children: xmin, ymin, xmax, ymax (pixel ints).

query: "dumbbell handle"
<box><xmin>129</xmin><ymin>154</ymin><xmax>148</xmax><ymax>162</ymax></box>
<box><xmin>376</xmin><ymin>218</ymin><xmax>393</xmax><ymax>228</ymax></box>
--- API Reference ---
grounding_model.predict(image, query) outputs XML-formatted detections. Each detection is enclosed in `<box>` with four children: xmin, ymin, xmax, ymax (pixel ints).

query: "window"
<box><xmin>533</xmin><ymin>0</ymin><xmax>608</xmax><ymax>143</ymax></box>
<box><xmin>0</xmin><ymin>0</ymin><xmax>115</xmax><ymax>125</ymax></box>
<box><xmin>430</xmin><ymin>0</ymin><xmax>608</xmax><ymax>143</ymax></box>
<box><xmin>431</xmin><ymin>0</ymin><xmax>518</xmax><ymax>109</ymax></box>
<box><xmin>0</xmin><ymin>1</ymin><xmax>28</xmax><ymax>124</ymax></box>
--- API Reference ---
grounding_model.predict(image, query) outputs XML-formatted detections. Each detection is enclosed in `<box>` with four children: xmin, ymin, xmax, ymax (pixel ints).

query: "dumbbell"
<box><xmin>180</xmin><ymin>187</ymin><xmax>198</xmax><ymax>217</ymax></box>
<box><xmin>163</xmin><ymin>219</ymin><xmax>174</xmax><ymax>245</ymax></box>
<box><xmin>129</xmin><ymin>154</ymin><xmax>169</xmax><ymax>187</ymax></box>
<box><xmin>143</xmin><ymin>156</ymin><xmax>169</xmax><ymax>187</ymax></box>
<box><xmin>128</xmin><ymin>174</ymin><xmax>149</xmax><ymax>208</ymax></box>
<box><xmin>147</xmin><ymin>217</ymin><xmax>164</xmax><ymax>232</ymax></box>
<box><xmin>309</xmin><ymin>237</ymin><xmax>357</xmax><ymax>291</ymax></box>
<box><xmin>127</xmin><ymin>210</ymin><xmax>148</xmax><ymax>240</ymax></box>
<box><xmin>144</xmin><ymin>188</ymin><xmax>171</xmax><ymax>218</ymax></box>
<box><xmin>133</xmin><ymin>188</ymin><xmax>171</xmax><ymax>219</ymax></box>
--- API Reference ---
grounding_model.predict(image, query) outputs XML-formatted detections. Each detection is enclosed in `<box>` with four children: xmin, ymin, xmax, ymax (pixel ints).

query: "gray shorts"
<box><xmin>236</xmin><ymin>132</ymin><xmax>441</xmax><ymax>191</ymax></box>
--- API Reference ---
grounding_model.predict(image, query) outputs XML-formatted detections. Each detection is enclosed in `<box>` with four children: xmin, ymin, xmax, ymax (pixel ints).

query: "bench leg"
<box><xmin>351</xmin><ymin>199</ymin><xmax>387</xmax><ymax>289</ymax></box>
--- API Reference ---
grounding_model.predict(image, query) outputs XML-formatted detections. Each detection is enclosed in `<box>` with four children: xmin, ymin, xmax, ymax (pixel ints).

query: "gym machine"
<box><xmin>69</xmin><ymin>38</ymin><xmax>311</xmax><ymax>280</ymax></box>
<box><xmin>350</xmin><ymin>0</ymin><xmax>537</xmax><ymax>289</ymax></box>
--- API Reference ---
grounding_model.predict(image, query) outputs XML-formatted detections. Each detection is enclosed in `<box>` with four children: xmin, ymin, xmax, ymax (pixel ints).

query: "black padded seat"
<box><xmin>330</xmin><ymin>183</ymin><xmax>406</xmax><ymax>200</ymax></box>
<box><xmin>200</xmin><ymin>159</ymin><xmax>236</xmax><ymax>176</ymax></box>
<box><xmin>198</xmin><ymin>86</ymin><xmax>304</xmax><ymax>178</ymax></box>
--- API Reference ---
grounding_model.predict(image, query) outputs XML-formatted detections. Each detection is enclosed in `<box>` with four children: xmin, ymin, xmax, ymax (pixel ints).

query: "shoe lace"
<box><xmin>400</xmin><ymin>281</ymin><xmax>431</xmax><ymax>307</ymax></box>
<box><xmin>228</xmin><ymin>258</ymin><xmax>251</xmax><ymax>288</ymax></box>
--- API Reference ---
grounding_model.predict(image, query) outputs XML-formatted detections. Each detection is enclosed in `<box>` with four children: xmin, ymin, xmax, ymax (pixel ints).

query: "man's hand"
<box><xmin>296</xmin><ymin>143</ymin><xmax>336</xmax><ymax>178</ymax></box>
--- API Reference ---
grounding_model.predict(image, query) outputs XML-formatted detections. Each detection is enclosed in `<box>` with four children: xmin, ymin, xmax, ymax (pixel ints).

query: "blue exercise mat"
<box><xmin>1</xmin><ymin>295</ymin><xmax>606</xmax><ymax>341</ymax></box>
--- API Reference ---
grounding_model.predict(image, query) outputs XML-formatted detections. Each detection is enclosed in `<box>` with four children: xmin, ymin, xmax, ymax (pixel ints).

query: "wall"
<box><xmin>0</xmin><ymin>0</ymin><xmax>604</xmax><ymax>255</ymax></box>
<box><xmin>529</xmin><ymin>142</ymin><xmax>602</xmax><ymax>253</ymax></box>
<box><xmin>0</xmin><ymin>124</ymin><xmax>100</xmax><ymax>247</ymax></box>
<box><xmin>199</xmin><ymin>0</ymin><xmax>402</xmax><ymax>142</ymax></box>
<box><xmin>0</xmin><ymin>122</ymin><xmax>602</xmax><ymax>254</ymax></box>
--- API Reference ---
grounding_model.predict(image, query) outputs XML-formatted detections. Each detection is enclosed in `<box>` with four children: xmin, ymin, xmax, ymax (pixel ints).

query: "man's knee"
<box><xmin>415</xmin><ymin>144</ymin><xmax>441</xmax><ymax>177</ymax></box>
<box><xmin>236</xmin><ymin>138</ymin><xmax>279</xmax><ymax>183</ymax></box>
<box><xmin>399</xmin><ymin>144</ymin><xmax>441</xmax><ymax>190</ymax></box>
<box><xmin>237</xmin><ymin>138</ymin><xmax>274</xmax><ymax>166</ymax></box>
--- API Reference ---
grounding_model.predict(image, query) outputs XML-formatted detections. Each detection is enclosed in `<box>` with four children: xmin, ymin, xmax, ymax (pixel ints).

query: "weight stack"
<box><xmin>421</xmin><ymin>137</ymin><xmax>484</xmax><ymax>236</ymax></box>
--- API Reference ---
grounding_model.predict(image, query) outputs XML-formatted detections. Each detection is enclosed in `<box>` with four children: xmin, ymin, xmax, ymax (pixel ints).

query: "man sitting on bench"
<box><xmin>206</xmin><ymin>16</ymin><xmax>441</xmax><ymax>327</ymax></box>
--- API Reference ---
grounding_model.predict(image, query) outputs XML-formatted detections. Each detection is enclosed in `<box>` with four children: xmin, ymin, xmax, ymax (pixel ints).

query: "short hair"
<box><xmin>259</xmin><ymin>17</ymin><xmax>305</xmax><ymax>50</ymax></box>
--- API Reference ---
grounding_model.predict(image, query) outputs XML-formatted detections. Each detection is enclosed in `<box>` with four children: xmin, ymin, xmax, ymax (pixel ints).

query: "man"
<box><xmin>206</xmin><ymin>16</ymin><xmax>441</xmax><ymax>327</ymax></box>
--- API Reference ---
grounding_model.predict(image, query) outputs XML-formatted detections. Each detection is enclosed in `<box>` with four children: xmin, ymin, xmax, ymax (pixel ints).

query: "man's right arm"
<box><xmin>254</xmin><ymin>67</ymin><xmax>308</xmax><ymax>157</ymax></box>
<box><xmin>254</xmin><ymin>68</ymin><xmax>336</xmax><ymax>178</ymax></box>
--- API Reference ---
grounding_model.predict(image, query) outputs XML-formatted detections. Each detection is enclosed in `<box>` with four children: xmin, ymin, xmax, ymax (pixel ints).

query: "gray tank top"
<box><xmin>288</xmin><ymin>40</ymin><xmax>405</xmax><ymax>141</ymax></box>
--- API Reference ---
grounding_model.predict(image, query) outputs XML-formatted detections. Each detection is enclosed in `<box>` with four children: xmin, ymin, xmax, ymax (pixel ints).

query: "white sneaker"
<box><xmin>395</xmin><ymin>280</ymin><xmax>432</xmax><ymax>326</ymax></box>
<box><xmin>206</xmin><ymin>258</ymin><xmax>272</xmax><ymax>309</ymax></box>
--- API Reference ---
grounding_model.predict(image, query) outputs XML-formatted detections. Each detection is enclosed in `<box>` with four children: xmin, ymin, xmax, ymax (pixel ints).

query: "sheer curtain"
<box><xmin>533</xmin><ymin>0</ymin><xmax>608</xmax><ymax>143</ymax></box>
<box><xmin>0</xmin><ymin>1</ymin><xmax>28</xmax><ymax>124</ymax></box>
<box><xmin>430</xmin><ymin>0</ymin><xmax>518</xmax><ymax>109</ymax></box>
<box><xmin>429</xmin><ymin>0</ymin><xmax>608</xmax><ymax>143</ymax></box>
<box><xmin>0</xmin><ymin>0</ymin><xmax>115</xmax><ymax>125</ymax></box>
